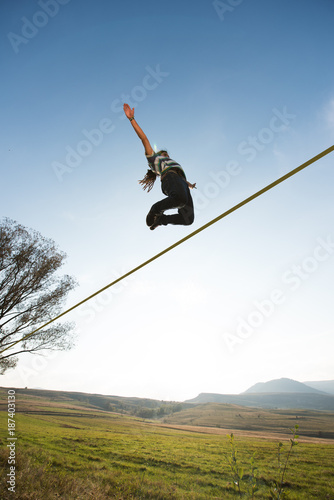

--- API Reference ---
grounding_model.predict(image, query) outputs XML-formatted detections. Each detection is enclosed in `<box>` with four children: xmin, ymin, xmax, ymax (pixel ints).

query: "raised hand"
<box><xmin>123</xmin><ymin>103</ymin><xmax>134</xmax><ymax>120</ymax></box>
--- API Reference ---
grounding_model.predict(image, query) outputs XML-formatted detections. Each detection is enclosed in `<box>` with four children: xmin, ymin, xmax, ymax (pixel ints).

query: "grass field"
<box><xmin>1</xmin><ymin>391</ymin><xmax>334</xmax><ymax>499</ymax></box>
<box><xmin>162</xmin><ymin>402</ymin><xmax>334</xmax><ymax>440</ymax></box>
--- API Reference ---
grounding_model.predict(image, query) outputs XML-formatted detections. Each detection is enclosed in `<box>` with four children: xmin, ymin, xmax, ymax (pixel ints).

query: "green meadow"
<box><xmin>1</xmin><ymin>394</ymin><xmax>334</xmax><ymax>499</ymax></box>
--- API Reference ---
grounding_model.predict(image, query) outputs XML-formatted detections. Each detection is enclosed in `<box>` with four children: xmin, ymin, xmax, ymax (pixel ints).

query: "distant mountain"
<box><xmin>303</xmin><ymin>380</ymin><xmax>334</xmax><ymax>395</ymax></box>
<box><xmin>185</xmin><ymin>378</ymin><xmax>334</xmax><ymax>410</ymax></box>
<box><xmin>184</xmin><ymin>392</ymin><xmax>334</xmax><ymax>410</ymax></box>
<box><xmin>243</xmin><ymin>378</ymin><xmax>327</xmax><ymax>395</ymax></box>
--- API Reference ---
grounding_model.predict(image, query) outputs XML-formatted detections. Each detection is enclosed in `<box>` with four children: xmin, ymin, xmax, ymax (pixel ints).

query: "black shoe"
<box><xmin>146</xmin><ymin>210</ymin><xmax>159</xmax><ymax>227</ymax></box>
<box><xmin>149</xmin><ymin>214</ymin><xmax>163</xmax><ymax>230</ymax></box>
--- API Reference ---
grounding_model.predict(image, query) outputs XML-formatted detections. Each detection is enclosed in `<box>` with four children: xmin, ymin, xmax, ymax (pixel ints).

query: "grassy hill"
<box><xmin>161</xmin><ymin>402</ymin><xmax>334</xmax><ymax>440</ymax></box>
<box><xmin>1</xmin><ymin>389</ymin><xmax>334</xmax><ymax>499</ymax></box>
<box><xmin>2</xmin><ymin>387</ymin><xmax>334</xmax><ymax>440</ymax></box>
<box><xmin>0</xmin><ymin>386</ymin><xmax>190</xmax><ymax>419</ymax></box>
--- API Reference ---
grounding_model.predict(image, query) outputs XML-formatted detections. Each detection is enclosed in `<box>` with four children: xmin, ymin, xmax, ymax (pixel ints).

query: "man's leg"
<box><xmin>147</xmin><ymin>172</ymin><xmax>194</xmax><ymax>228</ymax></box>
<box><xmin>162</xmin><ymin>189</ymin><xmax>194</xmax><ymax>226</ymax></box>
<box><xmin>146</xmin><ymin>172</ymin><xmax>189</xmax><ymax>226</ymax></box>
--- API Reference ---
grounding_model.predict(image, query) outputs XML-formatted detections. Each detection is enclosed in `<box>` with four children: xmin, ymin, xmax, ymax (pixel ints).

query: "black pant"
<box><xmin>147</xmin><ymin>171</ymin><xmax>194</xmax><ymax>226</ymax></box>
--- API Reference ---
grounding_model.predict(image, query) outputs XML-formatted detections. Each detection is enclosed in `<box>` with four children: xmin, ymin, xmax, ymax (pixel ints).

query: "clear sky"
<box><xmin>1</xmin><ymin>0</ymin><xmax>334</xmax><ymax>402</ymax></box>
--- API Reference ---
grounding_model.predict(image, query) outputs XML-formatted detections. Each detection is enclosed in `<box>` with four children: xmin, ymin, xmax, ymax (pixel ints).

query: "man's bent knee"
<box><xmin>182</xmin><ymin>208</ymin><xmax>194</xmax><ymax>225</ymax></box>
<box><xmin>184</xmin><ymin>215</ymin><xmax>194</xmax><ymax>225</ymax></box>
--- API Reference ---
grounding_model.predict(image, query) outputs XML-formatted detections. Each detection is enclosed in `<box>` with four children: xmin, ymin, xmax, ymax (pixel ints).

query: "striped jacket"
<box><xmin>145</xmin><ymin>153</ymin><xmax>186</xmax><ymax>179</ymax></box>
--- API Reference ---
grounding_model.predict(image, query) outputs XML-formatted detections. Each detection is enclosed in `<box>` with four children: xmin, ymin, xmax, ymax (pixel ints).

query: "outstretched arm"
<box><xmin>123</xmin><ymin>104</ymin><xmax>154</xmax><ymax>156</ymax></box>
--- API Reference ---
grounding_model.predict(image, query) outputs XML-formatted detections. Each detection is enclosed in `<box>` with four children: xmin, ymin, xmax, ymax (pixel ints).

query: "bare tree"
<box><xmin>0</xmin><ymin>218</ymin><xmax>77</xmax><ymax>374</ymax></box>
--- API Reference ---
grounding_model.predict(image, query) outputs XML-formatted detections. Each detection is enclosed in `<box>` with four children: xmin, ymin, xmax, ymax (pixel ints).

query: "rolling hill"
<box><xmin>185</xmin><ymin>378</ymin><xmax>334</xmax><ymax>410</ymax></box>
<box><xmin>1</xmin><ymin>386</ymin><xmax>334</xmax><ymax>440</ymax></box>
<box><xmin>2</xmin><ymin>377</ymin><xmax>333</xmax><ymax>418</ymax></box>
<box><xmin>184</xmin><ymin>392</ymin><xmax>334</xmax><ymax>410</ymax></box>
<box><xmin>161</xmin><ymin>402</ymin><xmax>334</xmax><ymax>439</ymax></box>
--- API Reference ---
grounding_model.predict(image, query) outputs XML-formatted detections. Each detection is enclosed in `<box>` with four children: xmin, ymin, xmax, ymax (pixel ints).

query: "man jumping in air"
<box><xmin>123</xmin><ymin>103</ymin><xmax>196</xmax><ymax>230</ymax></box>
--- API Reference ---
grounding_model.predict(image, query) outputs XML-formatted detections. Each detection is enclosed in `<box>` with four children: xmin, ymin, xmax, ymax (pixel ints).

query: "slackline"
<box><xmin>1</xmin><ymin>144</ymin><xmax>333</xmax><ymax>355</ymax></box>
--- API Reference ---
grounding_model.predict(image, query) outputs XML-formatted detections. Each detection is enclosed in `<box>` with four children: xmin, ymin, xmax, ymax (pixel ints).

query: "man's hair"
<box><xmin>138</xmin><ymin>150</ymin><xmax>168</xmax><ymax>192</ymax></box>
<box><xmin>139</xmin><ymin>169</ymin><xmax>157</xmax><ymax>192</ymax></box>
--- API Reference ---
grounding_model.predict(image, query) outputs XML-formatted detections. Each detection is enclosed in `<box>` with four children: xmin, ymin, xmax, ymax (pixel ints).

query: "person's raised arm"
<box><xmin>123</xmin><ymin>104</ymin><xmax>154</xmax><ymax>156</ymax></box>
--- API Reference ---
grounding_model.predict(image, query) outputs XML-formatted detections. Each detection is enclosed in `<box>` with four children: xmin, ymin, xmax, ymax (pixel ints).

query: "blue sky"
<box><xmin>1</xmin><ymin>0</ymin><xmax>334</xmax><ymax>401</ymax></box>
